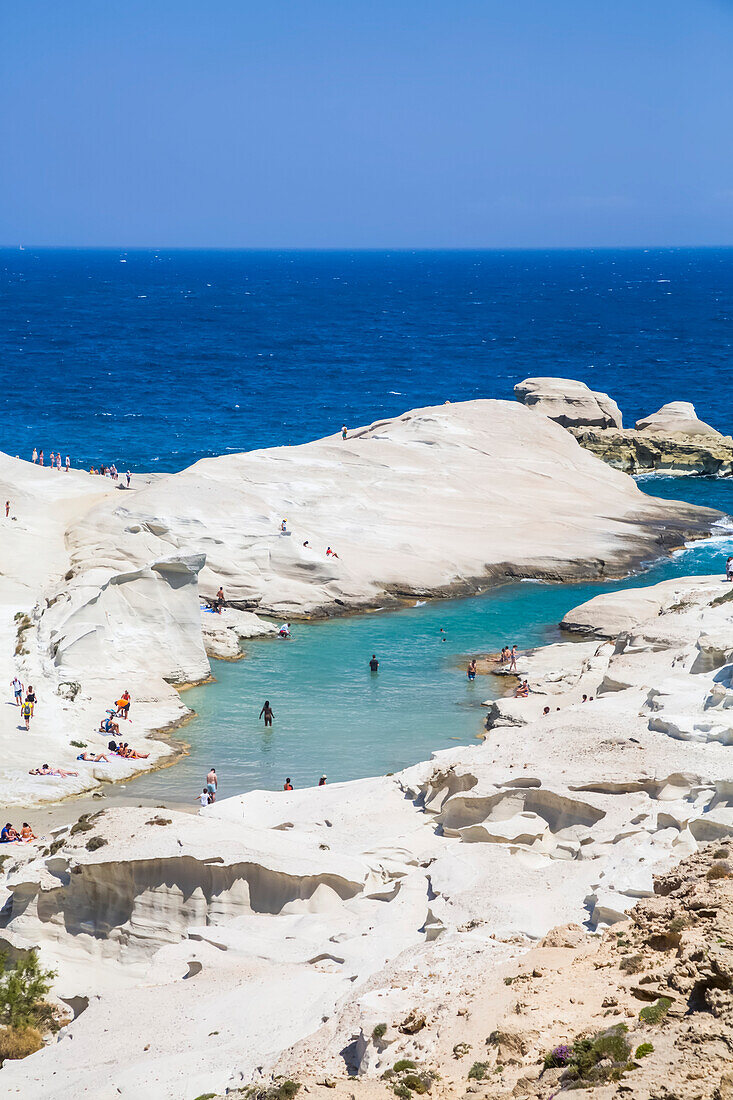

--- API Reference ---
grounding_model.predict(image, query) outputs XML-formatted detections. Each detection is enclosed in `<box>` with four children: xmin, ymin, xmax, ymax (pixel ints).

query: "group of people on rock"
<box><xmin>31</xmin><ymin>449</ymin><xmax>70</xmax><ymax>471</ymax></box>
<box><xmin>30</xmin><ymin>448</ymin><xmax>131</xmax><ymax>484</ymax></box>
<box><xmin>1</xmin><ymin>821</ymin><xmax>36</xmax><ymax>843</ymax></box>
<box><xmin>11</xmin><ymin>678</ymin><xmax>37</xmax><ymax>731</ymax></box>
<box><xmin>496</xmin><ymin>644</ymin><xmax>519</xmax><ymax>672</ymax></box>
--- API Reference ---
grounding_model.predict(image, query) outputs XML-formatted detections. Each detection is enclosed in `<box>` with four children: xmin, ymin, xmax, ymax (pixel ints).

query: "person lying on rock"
<box><xmin>77</xmin><ymin>751</ymin><xmax>109</xmax><ymax>763</ymax></box>
<box><xmin>117</xmin><ymin>742</ymin><xmax>149</xmax><ymax>759</ymax></box>
<box><xmin>28</xmin><ymin>764</ymin><xmax>79</xmax><ymax>777</ymax></box>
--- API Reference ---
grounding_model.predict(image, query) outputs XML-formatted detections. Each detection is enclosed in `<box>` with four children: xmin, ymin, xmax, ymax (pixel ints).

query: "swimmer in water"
<box><xmin>259</xmin><ymin>700</ymin><xmax>274</xmax><ymax>727</ymax></box>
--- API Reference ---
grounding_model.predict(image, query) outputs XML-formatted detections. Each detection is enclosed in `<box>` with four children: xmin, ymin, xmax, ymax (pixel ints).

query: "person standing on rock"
<box><xmin>32</xmin><ymin>448</ymin><xmax>37</xmax><ymax>464</ymax></box>
<box><xmin>5</xmin><ymin>501</ymin><xmax>9</xmax><ymax>518</ymax></box>
<box><xmin>259</xmin><ymin>700</ymin><xmax>274</xmax><ymax>727</ymax></box>
<box><xmin>341</xmin><ymin>425</ymin><xmax>347</xmax><ymax>440</ymax></box>
<box><xmin>21</xmin><ymin>699</ymin><xmax>33</xmax><ymax>731</ymax></box>
<box><xmin>726</xmin><ymin>557</ymin><xmax>733</xmax><ymax>582</ymax></box>
<box><xmin>11</xmin><ymin>677</ymin><xmax>23</xmax><ymax>706</ymax></box>
<box><xmin>215</xmin><ymin>587</ymin><xmax>225</xmax><ymax>614</ymax></box>
<box><xmin>509</xmin><ymin>645</ymin><xmax>518</xmax><ymax>672</ymax></box>
<box><xmin>65</xmin><ymin>455</ymin><xmax>70</xmax><ymax>472</ymax></box>
<box><xmin>25</xmin><ymin>686</ymin><xmax>37</xmax><ymax>717</ymax></box>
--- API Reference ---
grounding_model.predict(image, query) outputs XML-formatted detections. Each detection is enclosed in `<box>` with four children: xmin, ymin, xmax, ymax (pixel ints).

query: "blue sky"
<box><xmin>2</xmin><ymin>0</ymin><xmax>732</xmax><ymax>247</ymax></box>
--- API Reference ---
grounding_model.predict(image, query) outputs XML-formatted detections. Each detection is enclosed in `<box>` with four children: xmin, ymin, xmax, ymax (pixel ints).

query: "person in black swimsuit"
<box><xmin>369</xmin><ymin>654</ymin><xmax>379</xmax><ymax>672</ymax></box>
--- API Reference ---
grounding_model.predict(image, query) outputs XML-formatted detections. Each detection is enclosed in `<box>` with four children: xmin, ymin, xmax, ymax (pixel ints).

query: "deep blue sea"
<box><xmin>3</xmin><ymin>249</ymin><xmax>733</xmax><ymax>804</ymax></box>
<box><xmin>1</xmin><ymin>248</ymin><xmax>732</xmax><ymax>471</ymax></box>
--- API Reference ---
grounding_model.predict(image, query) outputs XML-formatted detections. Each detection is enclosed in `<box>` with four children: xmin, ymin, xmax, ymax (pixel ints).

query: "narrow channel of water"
<box><xmin>123</xmin><ymin>477</ymin><xmax>733</xmax><ymax>804</ymax></box>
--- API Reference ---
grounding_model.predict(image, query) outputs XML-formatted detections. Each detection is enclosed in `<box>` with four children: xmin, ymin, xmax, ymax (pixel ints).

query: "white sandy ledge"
<box><xmin>0</xmin><ymin>573</ymin><xmax>732</xmax><ymax>1098</ymax></box>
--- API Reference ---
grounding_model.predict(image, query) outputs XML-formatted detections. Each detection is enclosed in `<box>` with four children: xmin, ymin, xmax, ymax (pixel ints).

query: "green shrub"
<box><xmin>635</xmin><ymin>1043</ymin><xmax>654</xmax><ymax>1059</ymax></box>
<box><xmin>393</xmin><ymin>1086</ymin><xmax>411</xmax><ymax>1100</ymax></box>
<box><xmin>713</xmin><ymin>848</ymin><xmax>729</xmax><ymax>859</ymax></box>
<box><xmin>619</xmin><ymin>954</ymin><xmax>644</xmax><ymax>974</ymax></box>
<box><xmin>467</xmin><ymin>1062</ymin><xmax>489</xmax><ymax>1081</ymax></box>
<box><xmin>0</xmin><ymin>952</ymin><xmax>56</xmax><ymax>1031</ymax></box>
<box><xmin>544</xmin><ymin>1025</ymin><xmax>633</xmax><ymax>1089</ymax></box>
<box><xmin>452</xmin><ymin>1042</ymin><xmax>470</xmax><ymax>1058</ymax></box>
<box><xmin>393</xmin><ymin>1059</ymin><xmax>416</xmax><ymax>1072</ymax></box>
<box><xmin>400</xmin><ymin>1074</ymin><xmax>427</xmax><ymax>1094</ymax></box>
<box><xmin>639</xmin><ymin>997</ymin><xmax>671</xmax><ymax>1025</ymax></box>
<box><xmin>372</xmin><ymin>1022</ymin><xmax>387</xmax><ymax>1041</ymax></box>
<box><xmin>85</xmin><ymin>837</ymin><xmax>107</xmax><ymax>852</ymax></box>
<box><xmin>707</xmin><ymin>863</ymin><xmax>732</xmax><ymax>881</ymax></box>
<box><xmin>70</xmin><ymin>740</ymin><xmax>87</xmax><ymax>749</ymax></box>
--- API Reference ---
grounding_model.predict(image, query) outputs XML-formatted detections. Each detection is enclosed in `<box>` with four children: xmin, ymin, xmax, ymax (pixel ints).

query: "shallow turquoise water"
<box><xmin>127</xmin><ymin>477</ymin><xmax>733</xmax><ymax>804</ymax></box>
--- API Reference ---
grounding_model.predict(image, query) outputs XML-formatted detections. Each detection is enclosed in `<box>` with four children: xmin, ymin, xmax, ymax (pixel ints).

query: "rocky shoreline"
<box><xmin>515</xmin><ymin>376</ymin><xmax>733</xmax><ymax>476</ymax></box>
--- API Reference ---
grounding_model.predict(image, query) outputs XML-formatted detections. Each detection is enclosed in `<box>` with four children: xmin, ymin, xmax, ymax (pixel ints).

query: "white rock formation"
<box><xmin>0</xmin><ymin>400</ymin><xmax>721</xmax><ymax>805</ymax></box>
<box><xmin>50</xmin><ymin>400</ymin><xmax>712</xmax><ymax>625</ymax></box>
<box><xmin>2</xmin><ymin>573</ymin><xmax>733</xmax><ymax>1099</ymax></box>
<box><xmin>635</xmin><ymin>400</ymin><xmax>723</xmax><ymax>437</ymax></box>
<box><xmin>514</xmin><ymin>377</ymin><xmax>623</xmax><ymax>429</ymax></box>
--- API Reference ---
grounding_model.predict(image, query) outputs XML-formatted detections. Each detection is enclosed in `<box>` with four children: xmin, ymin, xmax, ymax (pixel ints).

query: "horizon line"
<box><xmin>3</xmin><ymin>243</ymin><xmax>733</xmax><ymax>254</ymax></box>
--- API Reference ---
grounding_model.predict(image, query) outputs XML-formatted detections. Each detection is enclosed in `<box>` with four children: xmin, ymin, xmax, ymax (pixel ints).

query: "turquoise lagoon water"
<box><xmin>123</xmin><ymin>477</ymin><xmax>733</xmax><ymax>805</ymax></box>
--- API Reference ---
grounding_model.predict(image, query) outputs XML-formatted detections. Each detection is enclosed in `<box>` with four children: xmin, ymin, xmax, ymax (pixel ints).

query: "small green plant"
<box><xmin>393</xmin><ymin>1086</ymin><xmax>410</xmax><ymax>1100</ymax></box>
<box><xmin>393</xmin><ymin>1060</ymin><xmax>416</xmax><ymax>1072</ymax></box>
<box><xmin>243</xmin><ymin>1081</ymin><xmax>300</xmax><ymax>1100</ymax></box>
<box><xmin>543</xmin><ymin>1025</ymin><xmax>632</xmax><ymax>1088</ymax></box>
<box><xmin>193</xmin><ymin>1094</ymin><xmax>217</xmax><ymax>1100</ymax></box>
<box><xmin>146</xmin><ymin>817</ymin><xmax>172</xmax><ymax>826</ymax></box>
<box><xmin>401</xmin><ymin>1074</ymin><xmax>427</xmax><ymax>1094</ymax></box>
<box><xmin>639</xmin><ymin>998</ymin><xmax>672</xmax><ymax>1025</ymax></box>
<box><xmin>372</xmin><ymin>1022</ymin><xmax>387</xmax><ymax>1041</ymax></box>
<box><xmin>503</xmin><ymin>976</ymin><xmax>514</xmax><ymax>986</ymax></box>
<box><xmin>85</xmin><ymin>837</ymin><xmax>107</xmax><ymax>852</ymax></box>
<box><xmin>70</xmin><ymin>818</ymin><xmax>93</xmax><ymax>836</ymax></box>
<box><xmin>70</xmin><ymin>740</ymin><xmax>87</xmax><ymax>750</ymax></box>
<box><xmin>713</xmin><ymin>848</ymin><xmax>729</xmax><ymax>859</ymax></box>
<box><xmin>452</xmin><ymin>1042</ymin><xmax>470</xmax><ymax>1058</ymax></box>
<box><xmin>47</xmin><ymin>838</ymin><xmax>65</xmax><ymax>856</ymax></box>
<box><xmin>634</xmin><ymin>1043</ymin><xmax>654</xmax><ymax>1059</ymax></box>
<box><xmin>0</xmin><ymin>951</ymin><xmax>56</xmax><ymax>1033</ymax></box>
<box><xmin>668</xmin><ymin>916</ymin><xmax>688</xmax><ymax>934</ymax></box>
<box><xmin>467</xmin><ymin>1062</ymin><xmax>489</xmax><ymax>1081</ymax></box>
<box><xmin>707</xmin><ymin>863</ymin><xmax>732</xmax><ymax>881</ymax></box>
<box><xmin>619</xmin><ymin>954</ymin><xmax>644</xmax><ymax>974</ymax></box>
